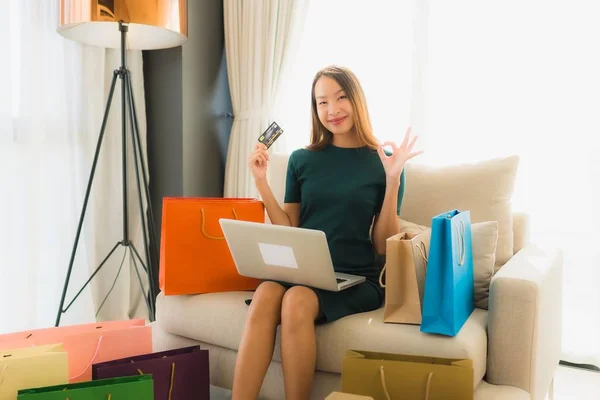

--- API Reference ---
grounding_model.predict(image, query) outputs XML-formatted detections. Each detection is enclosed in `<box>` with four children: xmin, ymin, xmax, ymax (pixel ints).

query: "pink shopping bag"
<box><xmin>0</xmin><ymin>319</ymin><xmax>152</xmax><ymax>383</ymax></box>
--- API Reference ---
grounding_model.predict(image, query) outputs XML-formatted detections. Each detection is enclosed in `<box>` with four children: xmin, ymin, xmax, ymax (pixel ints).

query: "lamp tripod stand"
<box><xmin>55</xmin><ymin>21</ymin><xmax>159</xmax><ymax>327</ymax></box>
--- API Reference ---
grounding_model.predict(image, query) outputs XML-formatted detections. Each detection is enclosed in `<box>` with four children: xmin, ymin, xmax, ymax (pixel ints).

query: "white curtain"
<box><xmin>223</xmin><ymin>0</ymin><xmax>309</xmax><ymax>198</ymax></box>
<box><xmin>0</xmin><ymin>0</ymin><xmax>149</xmax><ymax>334</ymax></box>
<box><xmin>279</xmin><ymin>0</ymin><xmax>600</xmax><ymax>368</ymax></box>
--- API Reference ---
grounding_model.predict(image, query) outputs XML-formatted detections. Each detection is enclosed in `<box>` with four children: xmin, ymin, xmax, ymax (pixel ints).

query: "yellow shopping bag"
<box><xmin>326</xmin><ymin>392</ymin><xmax>374</xmax><ymax>400</ymax></box>
<box><xmin>0</xmin><ymin>344</ymin><xmax>68</xmax><ymax>400</ymax></box>
<box><xmin>341</xmin><ymin>350</ymin><xmax>473</xmax><ymax>400</ymax></box>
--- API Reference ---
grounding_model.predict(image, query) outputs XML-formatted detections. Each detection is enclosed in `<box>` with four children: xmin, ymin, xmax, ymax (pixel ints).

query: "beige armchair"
<box><xmin>152</xmin><ymin>152</ymin><xmax>562</xmax><ymax>399</ymax></box>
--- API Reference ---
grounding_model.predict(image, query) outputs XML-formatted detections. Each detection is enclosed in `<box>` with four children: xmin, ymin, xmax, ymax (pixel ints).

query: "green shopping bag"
<box><xmin>17</xmin><ymin>375</ymin><xmax>153</xmax><ymax>399</ymax></box>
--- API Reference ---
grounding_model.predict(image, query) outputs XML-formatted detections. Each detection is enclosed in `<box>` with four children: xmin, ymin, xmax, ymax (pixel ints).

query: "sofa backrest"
<box><xmin>266</xmin><ymin>152</ymin><xmax>529</xmax><ymax>261</ymax></box>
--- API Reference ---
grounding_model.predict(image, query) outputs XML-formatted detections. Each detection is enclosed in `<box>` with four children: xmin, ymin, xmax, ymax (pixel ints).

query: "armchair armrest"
<box><xmin>486</xmin><ymin>243</ymin><xmax>563</xmax><ymax>400</ymax></box>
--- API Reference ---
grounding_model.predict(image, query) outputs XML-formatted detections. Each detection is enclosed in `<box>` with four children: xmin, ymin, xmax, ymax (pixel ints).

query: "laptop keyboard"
<box><xmin>336</xmin><ymin>278</ymin><xmax>348</xmax><ymax>284</ymax></box>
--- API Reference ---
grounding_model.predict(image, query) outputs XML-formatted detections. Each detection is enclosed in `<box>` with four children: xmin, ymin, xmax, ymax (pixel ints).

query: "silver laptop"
<box><xmin>218</xmin><ymin>219</ymin><xmax>365</xmax><ymax>292</ymax></box>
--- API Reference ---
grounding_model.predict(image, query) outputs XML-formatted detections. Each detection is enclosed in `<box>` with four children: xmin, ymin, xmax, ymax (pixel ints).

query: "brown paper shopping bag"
<box><xmin>341</xmin><ymin>350</ymin><xmax>473</xmax><ymax>400</ymax></box>
<box><xmin>379</xmin><ymin>230</ymin><xmax>431</xmax><ymax>324</ymax></box>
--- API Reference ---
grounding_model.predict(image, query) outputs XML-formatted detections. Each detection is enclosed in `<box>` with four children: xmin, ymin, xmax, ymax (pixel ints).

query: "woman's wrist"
<box><xmin>254</xmin><ymin>176</ymin><xmax>268</xmax><ymax>186</ymax></box>
<box><xmin>386</xmin><ymin>175</ymin><xmax>401</xmax><ymax>188</ymax></box>
<box><xmin>385</xmin><ymin>165</ymin><xmax>404</xmax><ymax>187</ymax></box>
<box><xmin>254</xmin><ymin>177</ymin><xmax>270</xmax><ymax>197</ymax></box>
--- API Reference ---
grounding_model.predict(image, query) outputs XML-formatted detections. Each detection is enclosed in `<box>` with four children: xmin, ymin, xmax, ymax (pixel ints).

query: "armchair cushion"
<box><xmin>156</xmin><ymin>291</ymin><xmax>489</xmax><ymax>389</ymax></box>
<box><xmin>399</xmin><ymin>155</ymin><xmax>519</xmax><ymax>267</ymax></box>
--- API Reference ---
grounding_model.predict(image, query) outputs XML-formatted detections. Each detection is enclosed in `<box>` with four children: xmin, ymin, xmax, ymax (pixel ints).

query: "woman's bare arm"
<box><xmin>255</xmin><ymin>178</ymin><xmax>300</xmax><ymax>227</ymax></box>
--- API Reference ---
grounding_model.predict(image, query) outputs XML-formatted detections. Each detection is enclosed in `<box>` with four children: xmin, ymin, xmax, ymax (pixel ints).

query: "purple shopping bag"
<box><xmin>91</xmin><ymin>345</ymin><xmax>209</xmax><ymax>399</ymax></box>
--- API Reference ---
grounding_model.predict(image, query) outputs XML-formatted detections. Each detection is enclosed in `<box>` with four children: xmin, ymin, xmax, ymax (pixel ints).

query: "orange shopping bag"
<box><xmin>0</xmin><ymin>319</ymin><xmax>152</xmax><ymax>383</ymax></box>
<box><xmin>159</xmin><ymin>197</ymin><xmax>265</xmax><ymax>295</ymax></box>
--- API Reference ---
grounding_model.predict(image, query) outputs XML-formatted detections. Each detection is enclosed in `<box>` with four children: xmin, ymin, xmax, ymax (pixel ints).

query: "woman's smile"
<box><xmin>328</xmin><ymin>116</ymin><xmax>347</xmax><ymax>125</ymax></box>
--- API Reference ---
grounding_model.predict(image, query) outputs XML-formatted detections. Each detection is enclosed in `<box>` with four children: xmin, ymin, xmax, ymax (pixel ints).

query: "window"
<box><xmin>274</xmin><ymin>1</ymin><xmax>416</xmax><ymax>151</ymax></box>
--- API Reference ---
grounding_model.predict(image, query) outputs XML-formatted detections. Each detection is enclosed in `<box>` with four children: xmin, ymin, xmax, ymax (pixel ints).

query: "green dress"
<box><xmin>282</xmin><ymin>143</ymin><xmax>405</xmax><ymax>323</ymax></box>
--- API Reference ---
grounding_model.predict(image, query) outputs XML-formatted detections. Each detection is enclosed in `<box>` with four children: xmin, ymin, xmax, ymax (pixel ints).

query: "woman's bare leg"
<box><xmin>280</xmin><ymin>286</ymin><xmax>320</xmax><ymax>400</ymax></box>
<box><xmin>232</xmin><ymin>281</ymin><xmax>287</xmax><ymax>400</ymax></box>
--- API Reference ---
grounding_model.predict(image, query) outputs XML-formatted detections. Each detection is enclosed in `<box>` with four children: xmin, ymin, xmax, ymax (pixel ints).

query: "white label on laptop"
<box><xmin>258</xmin><ymin>243</ymin><xmax>298</xmax><ymax>269</ymax></box>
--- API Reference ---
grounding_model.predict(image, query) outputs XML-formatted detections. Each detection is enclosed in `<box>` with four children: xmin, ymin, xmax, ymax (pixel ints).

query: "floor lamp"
<box><xmin>54</xmin><ymin>0</ymin><xmax>188</xmax><ymax>327</ymax></box>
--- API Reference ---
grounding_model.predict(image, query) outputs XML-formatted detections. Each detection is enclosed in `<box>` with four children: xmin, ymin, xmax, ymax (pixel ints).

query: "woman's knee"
<box><xmin>247</xmin><ymin>281</ymin><xmax>286</xmax><ymax>323</ymax></box>
<box><xmin>281</xmin><ymin>286</ymin><xmax>320</xmax><ymax>329</ymax></box>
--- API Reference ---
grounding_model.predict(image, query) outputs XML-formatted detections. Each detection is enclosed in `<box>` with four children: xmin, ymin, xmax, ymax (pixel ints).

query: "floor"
<box><xmin>210</xmin><ymin>366</ymin><xmax>600</xmax><ymax>399</ymax></box>
<box><xmin>549</xmin><ymin>365</ymin><xmax>600</xmax><ymax>399</ymax></box>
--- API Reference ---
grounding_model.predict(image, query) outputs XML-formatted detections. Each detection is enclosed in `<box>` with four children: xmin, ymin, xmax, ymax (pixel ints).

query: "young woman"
<box><xmin>234</xmin><ymin>65</ymin><xmax>422</xmax><ymax>399</ymax></box>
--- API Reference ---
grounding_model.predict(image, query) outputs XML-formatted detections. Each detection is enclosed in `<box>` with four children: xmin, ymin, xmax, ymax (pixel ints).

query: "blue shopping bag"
<box><xmin>420</xmin><ymin>209</ymin><xmax>475</xmax><ymax>336</ymax></box>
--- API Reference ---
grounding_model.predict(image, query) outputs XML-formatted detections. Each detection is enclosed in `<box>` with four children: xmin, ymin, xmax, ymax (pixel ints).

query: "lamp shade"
<box><xmin>58</xmin><ymin>0</ymin><xmax>188</xmax><ymax>50</ymax></box>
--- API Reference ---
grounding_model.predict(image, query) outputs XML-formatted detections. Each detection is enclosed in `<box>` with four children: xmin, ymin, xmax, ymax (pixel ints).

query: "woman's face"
<box><xmin>314</xmin><ymin>76</ymin><xmax>354</xmax><ymax>136</ymax></box>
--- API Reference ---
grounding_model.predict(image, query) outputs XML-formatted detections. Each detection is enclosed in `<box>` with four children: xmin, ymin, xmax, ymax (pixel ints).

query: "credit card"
<box><xmin>258</xmin><ymin>121</ymin><xmax>284</xmax><ymax>149</ymax></box>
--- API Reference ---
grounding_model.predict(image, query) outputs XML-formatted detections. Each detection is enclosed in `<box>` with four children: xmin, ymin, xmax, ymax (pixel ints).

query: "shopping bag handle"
<box><xmin>379</xmin><ymin>242</ymin><xmax>429</xmax><ymax>288</ymax></box>
<box><xmin>378</xmin><ymin>240</ymin><xmax>429</xmax><ymax>288</ymax></box>
<box><xmin>416</xmin><ymin>242</ymin><xmax>428</xmax><ymax>266</ymax></box>
<box><xmin>200</xmin><ymin>208</ymin><xmax>239</xmax><ymax>240</ymax></box>
<box><xmin>379</xmin><ymin>366</ymin><xmax>434</xmax><ymax>400</ymax></box>
<box><xmin>424</xmin><ymin>372</ymin><xmax>434</xmax><ymax>400</ymax></box>
<box><xmin>138</xmin><ymin>361</ymin><xmax>176</xmax><ymax>400</ymax></box>
<box><xmin>379</xmin><ymin>264</ymin><xmax>387</xmax><ymax>288</ymax></box>
<box><xmin>0</xmin><ymin>364</ymin><xmax>7</xmax><ymax>388</ymax></box>
<box><xmin>69</xmin><ymin>336</ymin><xmax>104</xmax><ymax>381</ymax></box>
<box><xmin>455</xmin><ymin>221</ymin><xmax>466</xmax><ymax>266</ymax></box>
<box><xmin>379</xmin><ymin>366</ymin><xmax>392</xmax><ymax>400</ymax></box>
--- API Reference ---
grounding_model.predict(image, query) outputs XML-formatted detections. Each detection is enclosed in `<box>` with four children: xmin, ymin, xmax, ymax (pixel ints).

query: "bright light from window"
<box><xmin>10</xmin><ymin>0</ymin><xmax>20</xmax><ymax>117</ymax></box>
<box><xmin>274</xmin><ymin>1</ymin><xmax>416</xmax><ymax>151</ymax></box>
